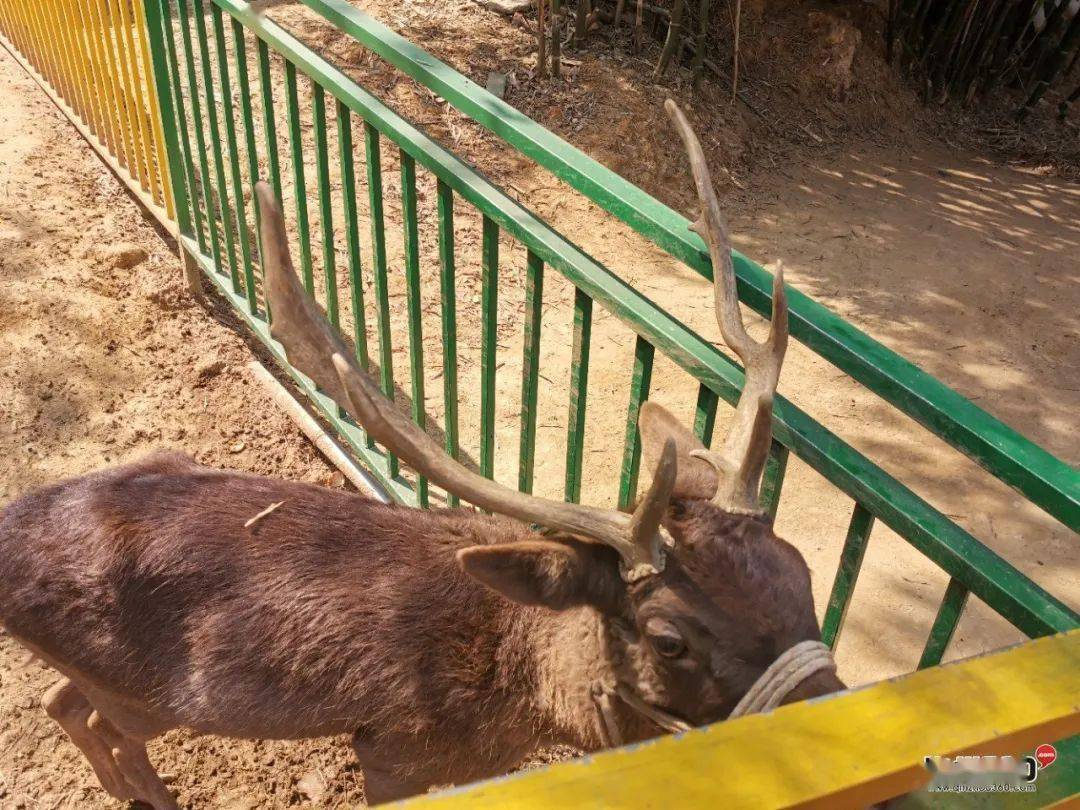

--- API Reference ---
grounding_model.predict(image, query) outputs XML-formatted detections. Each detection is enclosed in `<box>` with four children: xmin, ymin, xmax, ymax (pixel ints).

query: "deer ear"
<box><xmin>639</xmin><ymin>402</ymin><xmax>718</xmax><ymax>500</ymax></box>
<box><xmin>456</xmin><ymin>539</ymin><xmax>625</xmax><ymax>614</ymax></box>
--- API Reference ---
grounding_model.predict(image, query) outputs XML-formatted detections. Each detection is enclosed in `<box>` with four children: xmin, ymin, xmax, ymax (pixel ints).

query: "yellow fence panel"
<box><xmin>0</xmin><ymin>0</ymin><xmax>174</xmax><ymax>220</ymax></box>
<box><xmin>403</xmin><ymin>630</ymin><xmax>1080</xmax><ymax>808</ymax></box>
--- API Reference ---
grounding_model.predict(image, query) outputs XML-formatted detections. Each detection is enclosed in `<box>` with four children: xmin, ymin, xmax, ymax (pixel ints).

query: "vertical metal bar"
<box><xmin>565</xmin><ymin>288</ymin><xmax>592</xmax><ymax>504</ymax></box>
<box><xmin>759</xmin><ymin>440</ymin><xmax>790</xmax><ymax>520</ymax></box>
<box><xmin>95</xmin><ymin>0</ymin><xmax>137</xmax><ymax>173</ymax></box>
<box><xmin>87</xmin><ymin>0</ymin><xmax>129</xmax><ymax>167</ymax></box>
<box><xmin>312</xmin><ymin>85</ymin><xmax>338</xmax><ymax>325</ymax></box>
<box><xmin>46</xmin><ymin>1</ymin><xmax>80</xmax><ymax>119</ymax></box>
<box><xmin>7</xmin><ymin>1</ymin><xmax>29</xmax><ymax>59</ymax></box>
<box><xmin>177</xmin><ymin>0</ymin><xmax>221</xmax><ymax>260</ymax></box>
<box><xmin>13</xmin><ymin>1</ymin><xmax>40</xmax><ymax>77</ymax></box>
<box><xmin>233</xmin><ymin>19</ymin><xmax>263</xmax><ymax>283</ymax></box>
<box><xmin>20</xmin><ymin>0</ymin><xmax>44</xmax><ymax>69</ymax></box>
<box><xmin>193</xmin><ymin>0</ymin><xmax>239</xmax><ymax>288</ymax></box>
<box><xmin>164</xmin><ymin>0</ymin><xmax>206</xmax><ymax>250</ymax></box>
<box><xmin>53</xmin><ymin>0</ymin><xmax>80</xmax><ymax>108</ymax></box>
<box><xmin>1</xmin><ymin>1</ymin><xmax>22</xmax><ymax>51</ymax></box>
<box><xmin>2</xmin><ymin>1</ymin><xmax>22</xmax><ymax>53</ymax></box>
<box><xmin>518</xmin><ymin>249</ymin><xmax>544</xmax><ymax>496</ymax></box>
<box><xmin>399</xmin><ymin>150</ymin><xmax>428</xmax><ymax>507</ymax></box>
<box><xmin>67</xmin><ymin>0</ymin><xmax>99</xmax><ymax>127</ymax></box>
<box><xmin>437</xmin><ymin>180</ymin><xmax>460</xmax><ymax>506</ymax></box>
<box><xmin>55</xmin><ymin>0</ymin><xmax>94</xmax><ymax>131</ymax></box>
<box><xmin>211</xmin><ymin>4</ymin><xmax>254</xmax><ymax>308</ymax></box>
<box><xmin>257</xmin><ymin>40</ymin><xmax>282</xmax><ymax>204</ymax></box>
<box><xmin>177</xmin><ymin>0</ymin><xmax>220</xmax><ymax>263</ymax></box>
<box><xmin>41</xmin><ymin>0</ymin><xmax>69</xmax><ymax>97</ymax></box>
<box><xmin>821</xmin><ymin>503</ymin><xmax>876</xmax><ymax>651</ymax></box>
<box><xmin>81</xmin><ymin>0</ymin><xmax>121</xmax><ymax>158</ymax></box>
<box><xmin>693</xmin><ymin>383</ymin><xmax>719</xmax><ymax>446</ymax></box>
<box><xmin>27</xmin><ymin>0</ymin><xmax>59</xmax><ymax>94</ymax></box>
<box><xmin>918</xmin><ymin>578</ymin><xmax>970</xmax><ymax>670</ymax></box>
<box><xmin>618</xmin><ymin>336</ymin><xmax>655</xmax><ymax>510</ymax></box>
<box><xmin>7</xmin><ymin>1</ymin><xmax>33</xmax><ymax>63</ymax></box>
<box><xmin>337</xmin><ymin>104</ymin><xmax>369</xmax><ymax>370</ymax></box>
<box><xmin>48</xmin><ymin>0</ymin><xmax>78</xmax><ymax>131</ymax></box>
<box><xmin>133</xmin><ymin>0</ymin><xmax>175</xmax><ymax>217</ymax></box>
<box><xmin>49</xmin><ymin>1</ymin><xmax>75</xmax><ymax>103</ymax></box>
<box><xmin>284</xmin><ymin>60</ymin><xmax>314</xmax><ymax>294</ymax></box>
<box><xmin>142</xmin><ymin>0</ymin><xmax>192</xmax><ymax>237</ymax></box>
<box><xmin>480</xmin><ymin>215</ymin><xmax>499</xmax><ymax>484</ymax></box>
<box><xmin>108</xmin><ymin>0</ymin><xmax>152</xmax><ymax>194</ymax></box>
<box><xmin>364</xmin><ymin>122</ymin><xmax>397</xmax><ymax>476</ymax></box>
<box><xmin>42</xmin><ymin>1</ymin><xmax>67</xmax><ymax>93</ymax></box>
<box><xmin>25</xmin><ymin>0</ymin><xmax>57</xmax><ymax>92</ymax></box>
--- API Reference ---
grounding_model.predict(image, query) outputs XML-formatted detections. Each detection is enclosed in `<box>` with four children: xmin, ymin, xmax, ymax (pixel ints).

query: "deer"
<box><xmin>0</xmin><ymin>101</ymin><xmax>843</xmax><ymax>808</ymax></box>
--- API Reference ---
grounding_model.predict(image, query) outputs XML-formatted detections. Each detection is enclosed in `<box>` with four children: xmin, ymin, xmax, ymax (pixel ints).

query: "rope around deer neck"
<box><xmin>592</xmin><ymin>640</ymin><xmax>835</xmax><ymax>747</ymax></box>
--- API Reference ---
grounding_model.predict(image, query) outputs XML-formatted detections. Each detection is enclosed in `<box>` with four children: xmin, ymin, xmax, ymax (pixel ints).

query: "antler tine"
<box><xmin>256</xmin><ymin>182</ymin><xmax>675</xmax><ymax>581</ymax></box>
<box><xmin>665</xmin><ymin>100</ymin><xmax>790</xmax><ymax>515</ymax></box>
<box><xmin>664</xmin><ymin>99</ymin><xmax>754</xmax><ymax>362</ymax></box>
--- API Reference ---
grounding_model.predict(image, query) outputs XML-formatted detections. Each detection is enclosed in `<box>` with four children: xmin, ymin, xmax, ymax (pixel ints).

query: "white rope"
<box><xmin>593</xmin><ymin>639</ymin><xmax>836</xmax><ymax>744</ymax></box>
<box><xmin>729</xmin><ymin>640</ymin><xmax>836</xmax><ymax>718</ymax></box>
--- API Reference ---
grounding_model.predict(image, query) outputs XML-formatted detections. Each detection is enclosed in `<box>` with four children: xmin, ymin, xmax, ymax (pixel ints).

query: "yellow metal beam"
<box><xmin>0</xmin><ymin>0</ymin><xmax>175</xmax><ymax>227</ymax></box>
<box><xmin>132</xmin><ymin>0</ymin><xmax>175</xmax><ymax>217</ymax></box>
<box><xmin>400</xmin><ymin>631</ymin><xmax>1080</xmax><ymax>809</ymax></box>
<box><xmin>0</xmin><ymin>26</ymin><xmax>172</xmax><ymax>233</ymax></box>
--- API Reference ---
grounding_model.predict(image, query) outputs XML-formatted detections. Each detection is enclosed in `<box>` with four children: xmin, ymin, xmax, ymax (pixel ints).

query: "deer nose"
<box><xmin>778</xmin><ymin>668</ymin><xmax>847</xmax><ymax>707</ymax></box>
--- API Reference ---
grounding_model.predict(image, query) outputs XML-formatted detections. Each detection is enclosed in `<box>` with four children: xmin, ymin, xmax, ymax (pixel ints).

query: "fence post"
<box><xmin>140</xmin><ymin>0</ymin><xmax>199</xmax><ymax>293</ymax></box>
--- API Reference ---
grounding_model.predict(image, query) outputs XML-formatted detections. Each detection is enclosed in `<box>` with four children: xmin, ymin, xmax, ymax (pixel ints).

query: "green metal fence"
<box><xmin>144</xmin><ymin>0</ymin><xmax>1077</xmax><ymax>671</ymax></box>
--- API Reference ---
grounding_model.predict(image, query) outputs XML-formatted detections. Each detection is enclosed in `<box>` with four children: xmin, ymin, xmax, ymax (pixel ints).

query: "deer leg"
<box><xmin>41</xmin><ymin>678</ymin><xmax>136</xmax><ymax>801</ymax></box>
<box><xmin>87</xmin><ymin>711</ymin><xmax>179</xmax><ymax>810</ymax></box>
<box><xmin>351</xmin><ymin>730</ymin><xmax>435</xmax><ymax>804</ymax></box>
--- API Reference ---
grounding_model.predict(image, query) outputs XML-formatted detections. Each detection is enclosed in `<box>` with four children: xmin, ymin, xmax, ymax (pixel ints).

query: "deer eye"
<box><xmin>645</xmin><ymin>619</ymin><xmax>686</xmax><ymax>659</ymax></box>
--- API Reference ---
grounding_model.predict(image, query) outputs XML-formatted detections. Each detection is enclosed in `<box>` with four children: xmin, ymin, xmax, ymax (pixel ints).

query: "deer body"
<box><xmin>2</xmin><ymin>102</ymin><xmax>844</xmax><ymax>807</ymax></box>
<box><xmin>0</xmin><ymin>452</ymin><xmax>654</xmax><ymax>800</ymax></box>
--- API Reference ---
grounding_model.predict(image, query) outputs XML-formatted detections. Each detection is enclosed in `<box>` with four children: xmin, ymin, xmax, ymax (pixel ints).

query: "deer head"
<box><xmin>257</xmin><ymin>99</ymin><xmax>841</xmax><ymax>733</ymax></box>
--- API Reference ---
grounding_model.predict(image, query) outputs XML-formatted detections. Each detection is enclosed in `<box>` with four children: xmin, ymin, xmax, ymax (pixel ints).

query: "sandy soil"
<box><xmin>0</xmin><ymin>45</ymin><xmax>362</xmax><ymax>810</ymax></box>
<box><xmin>1</xmin><ymin>2</ymin><xmax>1078</xmax><ymax>807</ymax></box>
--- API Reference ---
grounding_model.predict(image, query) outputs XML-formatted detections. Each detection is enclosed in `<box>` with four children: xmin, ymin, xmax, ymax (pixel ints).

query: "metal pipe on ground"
<box><xmin>246</xmin><ymin>360</ymin><xmax>390</xmax><ymax>503</ymax></box>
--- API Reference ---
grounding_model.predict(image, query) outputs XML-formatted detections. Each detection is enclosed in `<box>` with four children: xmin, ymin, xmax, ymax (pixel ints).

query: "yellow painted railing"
<box><xmin>401</xmin><ymin>630</ymin><xmax>1080</xmax><ymax>808</ymax></box>
<box><xmin>0</xmin><ymin>0</ymin><xmax>173</xmax><ymax>219</ymax></box>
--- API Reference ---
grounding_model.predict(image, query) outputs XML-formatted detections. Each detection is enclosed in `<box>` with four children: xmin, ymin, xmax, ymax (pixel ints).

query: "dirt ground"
<box><xmin>1</xmin><ymin>1</ymin><xmax>1078</xmax><ymax>807</ymax></box>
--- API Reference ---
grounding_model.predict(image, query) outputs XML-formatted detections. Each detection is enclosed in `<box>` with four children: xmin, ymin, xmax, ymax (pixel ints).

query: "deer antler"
<box><xmin>256</xmin><ymin>182</ymin><xmax>675</xmax><ymax>581</ymax></box>
<box><xmin>665</xmin><ymin>99</ymin><xmax>789</xmax><ymax>516</ymax></box>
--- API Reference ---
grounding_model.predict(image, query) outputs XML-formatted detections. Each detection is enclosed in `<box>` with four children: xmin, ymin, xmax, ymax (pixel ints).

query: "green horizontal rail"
<box><xmin>294</xmin><ymin>0</ymin><xmax>1079</xmax><ymax>534</ymax></box>
<box><xmin>193</xmin><ymin>0</ymin><xmax>1077</xmax><ymax>639</ymax></box>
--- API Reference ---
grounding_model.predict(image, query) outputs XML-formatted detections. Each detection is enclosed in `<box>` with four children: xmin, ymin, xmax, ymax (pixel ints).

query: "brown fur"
<box><xmin>0</xmin><ymin>423</ymin><xmax>841</xmax><ymax>803</ymax></box>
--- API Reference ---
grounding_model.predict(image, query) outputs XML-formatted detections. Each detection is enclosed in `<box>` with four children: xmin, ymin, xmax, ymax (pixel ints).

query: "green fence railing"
<box><xmin>145</xmin><ymin>0</ymin><xmax>1077</xmax><ymax>669</ymax></box>
<box><xmin>297</xmin><ymin>0</ymin><xmax>1079</xmax><ymax>536</ymax></box>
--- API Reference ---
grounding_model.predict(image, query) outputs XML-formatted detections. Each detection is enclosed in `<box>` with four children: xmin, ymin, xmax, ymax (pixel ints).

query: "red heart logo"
<box><xmin>1035</xmin><ymin>744</ymin><xmax>1057</xmax><ymax>769</ymax></box>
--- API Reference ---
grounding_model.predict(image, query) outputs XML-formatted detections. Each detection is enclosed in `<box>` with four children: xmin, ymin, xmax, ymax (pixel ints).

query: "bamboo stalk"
<box><xmin>552</xmin><ymin>0</ymin><xmax>561</xmax><ymax>77</ymax></box>
<box><xmin>691</xmin><ymin>0</ymin><xmax>711</xmax><ymax>83</ymax></box>
<box><xmin>634</xmin><ymin>0</ymin><xmax>645</xmax><ymax>52</ymax></box>
<box><xmin>1018</xmin><ymin>9</ymin><xmax>1080</xmax><ymax>119</ymax></box>
<box><xmin>1058</xmin><ymin>81</ymin><xmax>1080</xmax><ymax>120</ymax></box>
<box><xmin>575</xmin><ymin>0</ymin><xmax>590</xmax><ymax>46</ymax></box>
<box><xmin>1021</xmin><ymin>0</ymin><xmax>1074</xmax><ymax>85</ymax></box>
<box><xmin>538</xmin><ymin>0</ymin><xmax>548</xmax><ymax>76</ymax></box>
<box><xmin>732</xmin><ymin>0</ymin><xmax>742</xmax><ymax>101</ymax></box>
<box><xmin>654</xmin><ymin>0</ymin><xmax>685</xmax><ymax>76</ymax></box>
